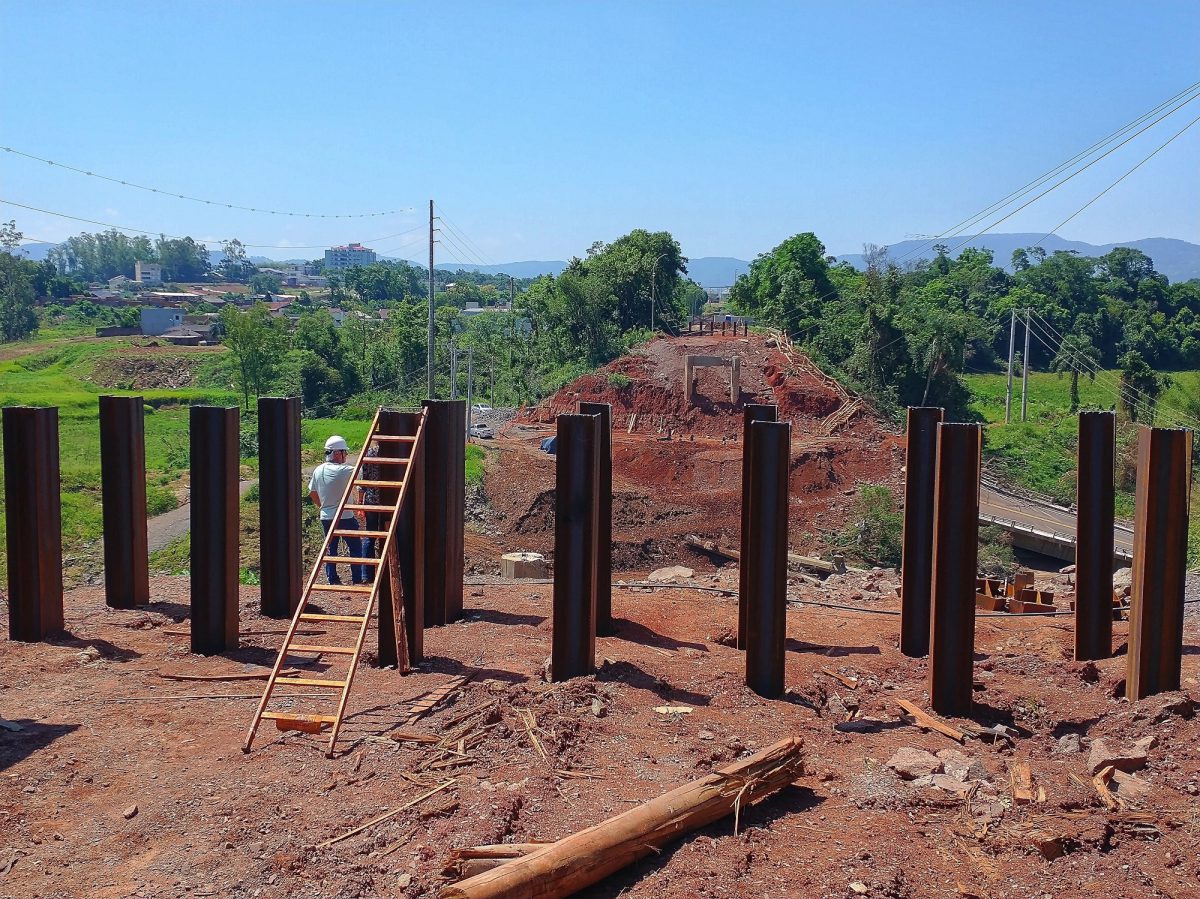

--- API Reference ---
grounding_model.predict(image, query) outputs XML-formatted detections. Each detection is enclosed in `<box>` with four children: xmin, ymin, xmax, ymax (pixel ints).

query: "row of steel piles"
<box><xmin>3</xmin><ymin>399</ymin><xmax>465</xmax><ymax>664</ymax></box>
<box><xmin>549</xmin><ymin>402</ymin><xmax>614</xmax><ymax>681</ymax></box>
<box><xmin>899</xmin><ymin>407</ymin><xmax>1193</xmax><ymax>717</ymax></box>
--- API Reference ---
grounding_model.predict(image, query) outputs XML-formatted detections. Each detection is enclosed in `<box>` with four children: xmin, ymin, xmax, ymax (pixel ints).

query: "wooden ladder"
<box><xmin>242</xmin><ymin>406</ymin><xmax>426</xmax><ymax>757</ymax></box>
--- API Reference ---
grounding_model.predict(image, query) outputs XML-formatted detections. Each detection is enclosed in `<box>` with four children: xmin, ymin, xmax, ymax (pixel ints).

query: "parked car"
<box><xmin>471</xmin><ymin>403</ymin><xmax>493</xmax><ymax>414</ymax></box>
<box><xmin>469</xmin><ymin>424</ymin><xmax>494</xmax><ymax>439</ymax></box>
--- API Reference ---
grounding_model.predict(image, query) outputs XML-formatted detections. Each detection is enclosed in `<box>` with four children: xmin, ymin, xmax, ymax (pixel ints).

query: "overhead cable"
<box><xmin>1</xmin><ymin>145</ymin><xmax>413</xmax><ymax>219</ymax></box>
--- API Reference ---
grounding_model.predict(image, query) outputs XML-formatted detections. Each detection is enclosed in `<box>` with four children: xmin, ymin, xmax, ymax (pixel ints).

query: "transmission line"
<box><xmin>944</xmin><ymin>88</ymin><xmax>1200</xmax><ymax>257</ymax></box>
<box><xmin>0</xmin><ymin>198</ymin><xmax>422</xmax><ymax>249</ymax></box>
<box><xmin>0</xmin><ymin>145</ymin><xmax>413</xmax><ymax>219</ymax></box>
<box><xmin>896</xmin><ymin>80</ymin><xmax>1200</xmax><ymax>262</ymax></box>
<box><xmin>1031</xmin><ymin>112</ymin><xmax>1200</xmax><ymax>247</ymax></box>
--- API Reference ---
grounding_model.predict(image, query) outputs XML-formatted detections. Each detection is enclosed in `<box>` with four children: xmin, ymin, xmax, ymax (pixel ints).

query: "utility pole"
<box><xmin>1020</xmin><ymin>308</ymin><xmax>1031</xmax><ymax>422</ymax></box>
<box><xmin>1004</xmin><ymin>308</ymin><xmax>1016</xmax><ymax>424</ymax></box>
<box><xmin>466</xmin><ymin>347</ymin><xmax>474</xmax><ymax>438</ymax></box>
<box><xmin>450</xmin><ymin>342</ymin><xmax>458</xmax><ymax>400</ymax></box>
<box><xmin>427</xmin><ymin>199</ymin><xmax>435</xmax><ymax>399</ymax></box>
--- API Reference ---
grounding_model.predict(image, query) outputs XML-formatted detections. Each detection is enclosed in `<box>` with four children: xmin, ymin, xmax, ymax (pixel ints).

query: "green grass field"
<box><xmin>1</xmin><ymin>337</ymin><xmax>490</xmax><ymax>583</ymax></box>
<box><xmin>964</xmin><ymin>367</ymin><xmax>1200</xmax><ymax>565</ymax></box>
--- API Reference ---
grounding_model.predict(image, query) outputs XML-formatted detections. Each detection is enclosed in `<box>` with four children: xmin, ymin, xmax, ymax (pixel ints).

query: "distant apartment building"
<box><xmin>324</xmin><ymin>243</ymin><xmax>377</xmax><ymax>270</ymax></box>
<box><xmin>135</xmin><ymin>261</ymin><xmax>162</xmax><ymax>284</ymax></box>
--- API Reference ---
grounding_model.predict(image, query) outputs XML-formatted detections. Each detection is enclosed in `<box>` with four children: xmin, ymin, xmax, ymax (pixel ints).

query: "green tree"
<box><xmin>0</xmin><ymin>250</ymin><xmax>38</xmax><ymax>341</ymax></box>
<box><xmin>219</xmin><ymin>239</ymin><xmax>253</xmax><ymax>282</ymax></box>
<box><xmin>1118</xmin><ymin>350</ymin><xmax>1165</xmax><ymax>424</ymax></box>
<box><xmin>155</xmin><ymin>236</ymin><xmax>211</xmax><ymax>282</ymax></box>
<box><xmin>1049</xmin><ymin>332</ymin><xmax>1100</xmax><ymax>412</ymax></box>
<box><xmin>220</xmin><ymin>303</ymin><xmax>287</xmax><ymax>409</ymax></box>
<box><xmin>248</xmin><ymin>271</ymin><xmax>282</xmax><ymax>297</ymax></box>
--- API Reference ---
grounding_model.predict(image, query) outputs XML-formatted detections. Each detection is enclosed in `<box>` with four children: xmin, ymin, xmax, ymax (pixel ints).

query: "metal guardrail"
<box><xmin>978</xmin><ymin>512</ymin><xmax>1134</xmax><ymax>562</ymax></box>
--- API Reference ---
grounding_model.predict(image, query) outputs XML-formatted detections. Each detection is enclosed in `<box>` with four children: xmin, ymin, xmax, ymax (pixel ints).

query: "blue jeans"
<box><xmin>321</xmin><ymin>517</ymin><xmax>366</xmax><ymax>585</ymax></box>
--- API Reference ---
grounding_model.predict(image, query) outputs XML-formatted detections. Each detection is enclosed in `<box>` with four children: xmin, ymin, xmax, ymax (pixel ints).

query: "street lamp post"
<box><xmin>649</xmin><ymin>252</ymin><xmax>668</xmax><ymax>332</ymax></box>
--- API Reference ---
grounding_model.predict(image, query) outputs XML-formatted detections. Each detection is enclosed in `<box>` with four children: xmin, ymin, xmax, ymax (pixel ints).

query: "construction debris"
<box><xmin>439</xmin><ymin>737</ymin><xmax>804</xmax><ymax>899</ymax></box>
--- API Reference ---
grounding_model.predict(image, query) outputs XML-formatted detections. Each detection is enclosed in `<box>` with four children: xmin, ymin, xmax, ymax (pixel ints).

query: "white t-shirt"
<box><xmin>308</xmin><ymin>460</ymin><xmax>355</xmax><ymax>521</ymax></box>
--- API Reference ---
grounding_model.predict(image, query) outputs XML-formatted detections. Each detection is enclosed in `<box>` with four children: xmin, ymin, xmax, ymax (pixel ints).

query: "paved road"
<box><xmin>146</xmin><ymin>478</ymin><xmax>258</xmax><ymax>552</ymax></box>
<box><xmin>979</xmin><ymin>483</ymin><xmax>1135</xmax><ymax>562</ymax></box>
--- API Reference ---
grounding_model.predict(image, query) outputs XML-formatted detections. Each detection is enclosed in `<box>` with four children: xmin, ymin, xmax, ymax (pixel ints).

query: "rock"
<box><xmin>1132</xmin><ymin>735</ymin><xmax>1157</xmax><ymax>753</ymax></box>
<box><xmin>909</xmin><ymin>775</ymin><xmax>935</xmax><ymax>788</ymax></box>
<box><xmin>1110</xmin><ymin>769</ymin><xmax>1151</xmax><ymax>804</ymax></box>
<box><xmin>936</xmin><ymin>748</ymin><xmax>982</xmax><ymax>782</ymax></box>
<box><xmin>826</xmin><ymin>694</ymin><xmax>849</xmax><ymax>719</ymax></box>
<box><xmin>1088</xmin><ymin>738</ymin><xmax>1147</xmax><ymax>775</ymax></box>
<box><xmin>397</xmin><ymin>872</ymin><xmax>412</xmax><ymax>888</ymax></box>
<box><xmin>698</xmin><ymin>730</ymin><xmax>715</xmax><ymax>741</ymax></box>
<box><xmin>886</xmin><ymin>747</ymin><xmax>943</xmax><ymax>780</ymax></box>
<box><xmin>850</xmin><ymin>883</ymin><xmax>869</xmax><ymax>895</ymax></box>
<box><xmin>647</xmin><ymin>565</ymin><xmax>694</xmax><ymax>583</ymax></box>
<box><xmin>1151</xmin><ymin>694</ymin><xmax>1195</xmax><ymax>722</ymax></box>
<box><xmin>1059</xmin><ymin>564</ymin><xmax>1076</xmax><ymax>575</ymax></box>
<box><xmin>929</xmin><ymin>774</ymin><xmax>976</xmax><ymax>797</ymax></box>
<box><xmin>1069</xmin><ymin>661</ymin><xmax>1100</xmax><ymax>683</ymax></box>
<box><xmin>1112</xmin><ymin>567</ymin><xmax>1133</xmax><ymax>589</ymax></box>
<box><xmin>122</xmin><ymin>804</ymin><xmax>139</xmax><ymax>819</ymax></box>
<box><xmin>590</xmin><ymin>698</ymin><xmax>606</xmax><ymax>718</ymax></box>
<box><xmin>1053</xmin><ymin>733</ymin><xmax>1082</xmax><ymax>755</ymax></box>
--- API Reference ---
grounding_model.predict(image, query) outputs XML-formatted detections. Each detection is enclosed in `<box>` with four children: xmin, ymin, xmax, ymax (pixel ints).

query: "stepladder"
<box><xmin>243</xmin><ymin>406</ymin><xmax>426</xmax><ymax>757</ymax></box>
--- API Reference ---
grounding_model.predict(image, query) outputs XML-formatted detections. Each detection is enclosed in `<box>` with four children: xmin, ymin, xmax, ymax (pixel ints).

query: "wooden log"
<box><xmin>439</xmin><ymin>736</ymin><xmax>804</xmax><ymax>899</ymax></box>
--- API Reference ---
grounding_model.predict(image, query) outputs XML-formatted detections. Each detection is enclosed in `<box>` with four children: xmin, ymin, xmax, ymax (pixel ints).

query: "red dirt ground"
<box><xmin>471</xmin><ymin>334</ymin><xmax>903</xmax><ymax>574</ymax></box>
<box><xmin>1</xmin><ymin>574</ymin><xmax>1197</xmax><ymax>899</ymax></box>
<box><xmin>3</xmin><ymin>334</ymin><xmax>1197</xmax><ymax>898</ymax></box>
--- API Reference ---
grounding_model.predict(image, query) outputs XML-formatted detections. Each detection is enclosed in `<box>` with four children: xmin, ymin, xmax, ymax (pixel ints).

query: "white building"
<box><xmin>135</xmin><ymin>261</ymin><xmax>162</xmax><ymax>284</ymax></box>
<box><xmin>324</xmin><ymin>243</ymin><xmax>377</xmax><ymax>270</ymax></box>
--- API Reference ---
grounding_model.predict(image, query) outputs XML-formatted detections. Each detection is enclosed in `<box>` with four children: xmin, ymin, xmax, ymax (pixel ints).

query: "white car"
<box><xmin>471</xmin><ymin>403</ymin><xmax>493</xmax><ymax>414</ymax></box>
<box><xmin>469</xmin><ymin>423</ymin><xmax>494</xmax><ymax>439</ymax></box>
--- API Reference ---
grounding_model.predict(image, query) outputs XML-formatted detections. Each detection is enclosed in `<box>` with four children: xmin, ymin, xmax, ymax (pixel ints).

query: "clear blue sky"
<box><xmin>2</xmin><ymin>1</ymin><xmax>1197</xmax><ymax>264</ymax></box>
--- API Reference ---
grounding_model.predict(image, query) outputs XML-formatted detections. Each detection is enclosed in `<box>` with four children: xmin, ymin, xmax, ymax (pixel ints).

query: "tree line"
<box><xmin>730</xmin><ymin>233</ymin><xmax>1200</xmax><ymax>420</ymax></box>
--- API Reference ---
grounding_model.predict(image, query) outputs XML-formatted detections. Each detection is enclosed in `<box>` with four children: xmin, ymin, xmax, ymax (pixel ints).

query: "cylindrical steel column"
<box><xmin>3</xmin><ymin>407</ymin><xmax>64</xmax><ymax>640</ymax></box>
<box><xmin>900</xmin><ymin>406</ymin><xmax>944</xmax><ymax>657</ymax></box>
<box><xmin>257</xmin><ymin>397</ymin><xmax>302</xmax><ymax>619</ymax></box>
<box><xmin>928</xmin><ymin>422</ymin><xmax>981</xmax><ymax>717</ymax></box>
<box><xmin>1075</xmin><ymin>411</ymin><xmax>1115</xmax><ymax>661</ymax></box>
<box><xmin>99</xmin><ymin>395</ymin><xmax>149</xmax><ymax>609</ymax></box>
<box><xmin>190</xmin><ymin>406</ymin><xmax>240</xmax><ymax>655</ymax></box>
<box><xmin>738</xmin><ymin>404</ymin><xmax>777</xmax><ymax>649</ymax></box>
<box><xmin>1127</xmin><ymin>427</ymin><xmax>1192</xmax><ymax>700</ymax></box>
<box><xmin>577</xmin><ymin>401</ymin><xmax>613</xmax><ymax>635</ymax></box>
<box><xmin>743</xmin><ymin>420</ymin><xmax>790</xmax><ymax>698</ymax></box>
<box><xmin>421</xmin><ymin>399</ymin><xmax>465</xmax><ymax>626</ymax></box>
<box><xmin>551</xmin><ymin>413</ymin><xmax>599</xmax><ymax>682</ymax></box>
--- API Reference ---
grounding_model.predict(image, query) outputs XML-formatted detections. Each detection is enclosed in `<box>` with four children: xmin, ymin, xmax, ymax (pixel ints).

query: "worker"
<box><xmin>308</xmin><ymin>435</ymin><xmax>367</xmax><ymax>586</ymax></box>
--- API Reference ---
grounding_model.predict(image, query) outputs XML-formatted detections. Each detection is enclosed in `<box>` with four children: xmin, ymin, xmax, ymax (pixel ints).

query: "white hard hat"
<box><xmin>324</xmin><ymin>435</ymin><xmax>349</xmax><ymax>454</ymax></box>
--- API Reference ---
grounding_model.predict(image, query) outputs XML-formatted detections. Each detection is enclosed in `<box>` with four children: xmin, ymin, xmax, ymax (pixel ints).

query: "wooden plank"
<box><xmin>355</xmin><ymin>479</ymin><xmax>407</xmax><ymax>488</ymax></box>
<box><xmin>1010</xmin><ymin>761</ymin><xmax>1033</xmax><ymax>804</ymax></box>
<box><xmin>308</xmin><ymin>585</ymin><xmax>374</xmax><ymax>594</ymax></box>
<box><xmin>336</xmin><ymin>529</ymin><xmax>390</xmax><ymax>538</ymax></box>
<box><xmin>323</xmin><ymin>556</ymin><xmax>383</xmax><ymax>566</ymax></box>
<box><xmin>896</xmin><ymin>699</ymin><xmax>966</xmax><ymax>742</ymax></box>
<box><xmin>344</xmin><ymin>504</ymin><xmax>397</xmax><ymax>513</ymax></box>
<box><xmin>371</xmin><ymin>435</ymin><xmax>417</xmax><ymax>443</ymax></box>
<box><xmin>275</xmin><ymin>677</ymin><xmax>347</xmax><ymax>688</ymax></box>
<box><xmin>300</xmin><ymin>613</ymin><xmax>367</xmax><ymax>622</ymax></box>
<box><xmin>289</xmin><ymin>644</ymin><xmax>356</xmax><ymax>655</ymax></box>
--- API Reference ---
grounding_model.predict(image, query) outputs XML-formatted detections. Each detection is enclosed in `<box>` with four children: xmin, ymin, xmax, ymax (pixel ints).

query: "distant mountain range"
<box><xmin>834</xmin><ymin>234</ymin><xmax>1200</xmax><ymax>283</ymax></box>
<box><xmin>13</xmin><ymin>234</ymin><xmax>1199</xmax><ymax>285</ymax></box>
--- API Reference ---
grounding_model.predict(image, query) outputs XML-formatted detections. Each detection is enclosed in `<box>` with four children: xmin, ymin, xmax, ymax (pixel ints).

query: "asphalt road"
<box><xmin>979</xmin><ymin>483</ymin><xmax>1136</xmax><ymax>559</ymax></box>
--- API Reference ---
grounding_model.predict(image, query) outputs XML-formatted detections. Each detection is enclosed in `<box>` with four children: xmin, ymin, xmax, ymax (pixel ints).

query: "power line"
<box><xmin>895</xmin><ymin>80</ymin><xmax>1200</xmax><ymax>263</ymax></box>
<box><xmin>1027</xmin><ymin>310</ymin><xmax>1200</xmax><ymax>430</ymax></box>
<box><xmin>944</xmin><ymin>88</ymin><xmax>1200</xmax><ymax>257</ymax></box>
<box><xmin>1031</xmin><ymin>112</ymin><xmax>1200</xmax><ymax>247</ymax></box>
<box><xmin>434</xmin><ymin>204</ymin><xmax>495</xmax><ymax>267</ymax></box>
<box><xmin>0</xmin><ymin>198</ymin><xmax>422</xmax><ymax>249</ymax></box>
<box><xmin>0</xmin><ymin>145</ymin><xmax>413</xmax><ymax>219</ymax></box>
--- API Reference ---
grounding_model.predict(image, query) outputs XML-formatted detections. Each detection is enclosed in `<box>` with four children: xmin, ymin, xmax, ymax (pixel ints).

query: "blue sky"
<box><xmin>2</xmin><ymin>1</ymin><xmax>1197</xmax><ymax>263</ymax></box>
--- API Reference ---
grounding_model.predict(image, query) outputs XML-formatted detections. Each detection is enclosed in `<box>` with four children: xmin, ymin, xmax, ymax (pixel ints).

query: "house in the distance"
<box><xmin>135</xmin><ymin>261</ymin><xmax>162</xmax><ymax>284</ymax></box>
<box><xmin>108</xmin><ymin>274</ymin><xmax>132</xmax><ymax>289</ymax></box>
<box><xmin>140</xmin><ymin>307</ymin><xmax>183</xmax><ymax>336</ymax></box>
